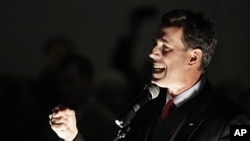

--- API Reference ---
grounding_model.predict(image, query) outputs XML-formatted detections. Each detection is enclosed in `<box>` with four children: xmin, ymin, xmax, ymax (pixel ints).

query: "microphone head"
<box><xmin>145</xmin><ymin>83</ymin><xmax>160</xmax><ymax>99</ymax></box>
<box><xmin>115</xmin><ymin>83</ymin><xmax>160</xmax><ymax>128</ymax></box>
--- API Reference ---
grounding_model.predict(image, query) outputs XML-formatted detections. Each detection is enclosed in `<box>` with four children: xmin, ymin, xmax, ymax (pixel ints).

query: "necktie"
<box><xmin>161</xmin><ymin>99</ymin><xmax>175</xmax><ymax>119</ymax></box>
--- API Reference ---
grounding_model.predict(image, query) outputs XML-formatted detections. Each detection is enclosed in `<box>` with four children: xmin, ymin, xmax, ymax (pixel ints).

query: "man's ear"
<box><xmin>189</xmin><ymin>48</ymin><xmax>202</xmax><ymax>65</ymax></box>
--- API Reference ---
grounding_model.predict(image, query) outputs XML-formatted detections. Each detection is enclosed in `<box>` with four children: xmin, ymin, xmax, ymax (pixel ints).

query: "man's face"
<box><xmin>149</xmin><ymin>26</ymin><xmax>191</xmax><ymax>88</ymax></box>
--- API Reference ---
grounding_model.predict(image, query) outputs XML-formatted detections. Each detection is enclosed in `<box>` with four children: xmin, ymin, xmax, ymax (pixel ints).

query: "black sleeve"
<box><xmin>73</xmin><ymin>133</ymin><xmax>85</xmax><ymax>141</ymax></box>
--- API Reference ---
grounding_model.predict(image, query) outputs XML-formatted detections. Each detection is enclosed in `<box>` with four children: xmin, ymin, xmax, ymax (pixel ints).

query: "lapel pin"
<box><xmin>189</xmin><ymin>123</ymin><xmax>194</xmax><ymax>126</ymax></box>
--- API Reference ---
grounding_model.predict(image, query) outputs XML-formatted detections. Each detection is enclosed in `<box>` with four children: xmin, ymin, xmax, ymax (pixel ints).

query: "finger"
<box><xmin>52</xmin><ymin>110</ymin><xmax>69</xmax><ymax>119</ymax></box>
<box><xmin>51</xmin><ymin>122</ymin><xmax>68</xmax><ymax>131</ymax></box>
<box><xmin>50</xmin><ymin>116</ymin><xmax>67</xmax><ymax>125</ymax></box>
<box><xmin>52</xmin><ymin>104</ymin><xmax>67</xmax><ymax>113</ymax></box>
<box><xmin>61</xmin><ymin>108</ymin><xmax>76</xmax><ymax>117</ymax></box>
<box><xmin>49</xmin><ymin>107</ymin><xmax>75</xmax><ymax>122</ymax></box>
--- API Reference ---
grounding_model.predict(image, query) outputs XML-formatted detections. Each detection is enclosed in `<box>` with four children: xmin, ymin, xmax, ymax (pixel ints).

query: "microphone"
<box><xmin>115</xmin><ymin>83</ymin><xmax>160</xmax><ymax>128</ymax></box>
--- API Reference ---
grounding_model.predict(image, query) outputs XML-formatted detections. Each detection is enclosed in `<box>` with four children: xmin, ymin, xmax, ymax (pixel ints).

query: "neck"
<box><xmin>168</xmin><ymin>72</ymin><xmax>202</xmax><ymax>97</ymax></box>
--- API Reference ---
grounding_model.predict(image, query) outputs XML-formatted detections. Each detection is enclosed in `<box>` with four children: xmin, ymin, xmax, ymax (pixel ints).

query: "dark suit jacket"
<box><xmin>118</xmin><ymin>79</ymin><xmax>250</xmax><ymax>141</ymax></box>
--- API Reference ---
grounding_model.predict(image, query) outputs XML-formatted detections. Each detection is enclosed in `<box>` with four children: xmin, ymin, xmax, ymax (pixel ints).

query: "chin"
<box><xmin>151</xmin><ymin>78</ymin><xmax>168</xmax><ymax>88</ymax></box>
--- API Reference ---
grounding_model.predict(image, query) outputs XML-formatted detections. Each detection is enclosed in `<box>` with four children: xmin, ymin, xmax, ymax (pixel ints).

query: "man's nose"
<box><xmin>149</xmin><ymin>46</ymin><xmax>161</xmax><ymax>60</ymax></box>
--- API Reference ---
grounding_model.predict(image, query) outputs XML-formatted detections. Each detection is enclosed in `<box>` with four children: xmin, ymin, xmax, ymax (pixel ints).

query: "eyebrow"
<box><xmin>159</xmin><ymin>37</ymin><xmax>169</xmax><ymax>43</ymax></box>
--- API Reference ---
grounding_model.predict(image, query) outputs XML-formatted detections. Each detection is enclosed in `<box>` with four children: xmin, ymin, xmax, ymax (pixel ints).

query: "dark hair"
<box><xmin>59</xmin><ymin>54</ymin><xmax>94</xmax><ymax>80</ymax></box>
<box><xmin>43</xmin><ymin>38</ymin><xmax>75</xmax><ymax>55</ymax></box>
<box><xmin>158</xmin><ymin>9</ymin><xmax>217</xmax><ymax>71</ymax></box>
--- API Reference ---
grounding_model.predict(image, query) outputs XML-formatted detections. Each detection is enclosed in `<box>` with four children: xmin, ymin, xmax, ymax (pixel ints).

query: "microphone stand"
<box><xmin>113</xmin><ymin>125</ymin><xmax>131</xmax><ymax>141</ymax></box>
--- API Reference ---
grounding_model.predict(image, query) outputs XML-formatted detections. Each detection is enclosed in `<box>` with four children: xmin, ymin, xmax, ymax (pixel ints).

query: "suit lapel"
<box><xmin>170</xmin><ymin>81</ymin><xmax>214</xmax><ymax>141</ymax></box>
<box><xmin>126</xmin><ymin>80</ymin><xmax>215</xmax><ymax>141</ymax></box>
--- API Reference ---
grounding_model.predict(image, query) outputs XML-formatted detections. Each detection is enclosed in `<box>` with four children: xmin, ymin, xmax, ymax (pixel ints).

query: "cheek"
<box><xmin>166</xmin><ymin>58</ymin><xmax>187</xmax><ymax>74</ymax></box>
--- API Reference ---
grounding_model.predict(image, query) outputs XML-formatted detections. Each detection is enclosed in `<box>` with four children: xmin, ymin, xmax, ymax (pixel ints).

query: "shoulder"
<box><xmin>190</xmin><ymin>79</ymin><xmax>248</xmax><ymax>122</ymax></box>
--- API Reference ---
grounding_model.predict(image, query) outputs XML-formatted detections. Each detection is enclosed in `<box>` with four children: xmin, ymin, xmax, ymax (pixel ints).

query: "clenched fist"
<box><xmin>49</xmin><ymin>105</ymin><xmax>78</xmax><ymax>141</ymax></box>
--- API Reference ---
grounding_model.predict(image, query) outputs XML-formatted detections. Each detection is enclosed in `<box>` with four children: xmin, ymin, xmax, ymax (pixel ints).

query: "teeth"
<box><xmin>153</xmin><ymin>66</ymin><xmax>165</xmax><ymax>72</ymax></box>
<box><xmin>153</xmin><ymin>66</ymin><xmax>165</xmax><ymax>69</ymax></box>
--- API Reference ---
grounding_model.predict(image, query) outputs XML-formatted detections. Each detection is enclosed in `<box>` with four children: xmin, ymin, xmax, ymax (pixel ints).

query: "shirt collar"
<box><xmin>166</xmin><ymin>75</ymin><xmax>206</xmax><ymax>107</ymax></box>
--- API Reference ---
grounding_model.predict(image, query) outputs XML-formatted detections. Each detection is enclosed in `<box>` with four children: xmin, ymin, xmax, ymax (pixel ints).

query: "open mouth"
<box><xmin>152</xmin><ymin>66</ymin><xmax>166</xmax><ymax>73</ymax></box>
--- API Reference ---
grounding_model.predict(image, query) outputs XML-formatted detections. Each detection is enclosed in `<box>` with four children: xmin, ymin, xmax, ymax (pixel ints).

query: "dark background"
<box><xmin>0</xmin><ymin>0</ymin><xmax>250</xmax><ymax>140</ymax></box>
<box><xmin>1</xmin><ymin>0</ymin><xmax>250</xmax><ymax>90</ymax></box>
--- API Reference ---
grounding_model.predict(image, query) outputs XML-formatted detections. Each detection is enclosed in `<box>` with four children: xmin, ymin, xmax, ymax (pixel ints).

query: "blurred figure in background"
<box><xmin>41</xmin><ymin>53</ymin><xmax>117</xmax><ymax>141</ymax></box>
<box><xmin>43</xmin><ymin>37</ymin><xmax>75</xmax><ymax>68</ymax></box>
<box><xmin>0</xmin><ymin>37</ymin><xmax>76</xmax><ymax>141</ymax></box>
<box><xmin>36</xmin><ymin>37</ymin><xmax>76</xmax><ymax>113</ymax></box>
<box><xmin>100</xmin><ymin>6</ymin><xmax>157</xmax><ymax>114</ymax></box>
<box><xmin>31</xmin><ymin>37</ymin><xmax>76</xmax><ymax>140</ymax></box>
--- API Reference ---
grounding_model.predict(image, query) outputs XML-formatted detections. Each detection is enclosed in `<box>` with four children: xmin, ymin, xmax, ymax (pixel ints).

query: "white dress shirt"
<box><xmin>165</xmin><ymin>75</ymin><xmax>206</xmax><ymax>108</ymax></box>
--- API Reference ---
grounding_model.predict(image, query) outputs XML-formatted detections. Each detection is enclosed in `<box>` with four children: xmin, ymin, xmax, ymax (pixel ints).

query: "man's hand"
<box><xmin>49</xmin><ymin>105</ymin><xmax>78</xmax><ymax>141</ymax></box>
